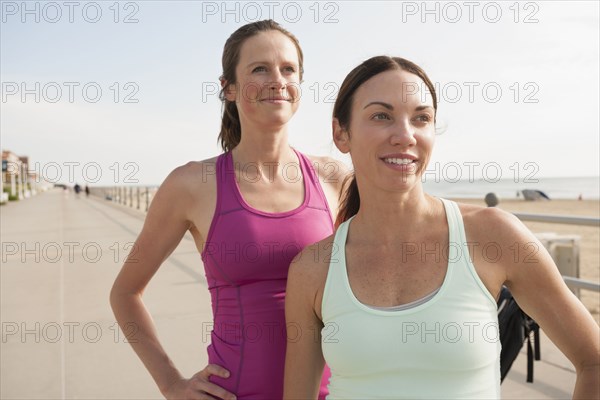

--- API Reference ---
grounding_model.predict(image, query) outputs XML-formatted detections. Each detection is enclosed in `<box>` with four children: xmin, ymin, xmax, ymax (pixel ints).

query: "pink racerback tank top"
<box><xmin>201</xmin><ymin>148</ymin><xmax>333</xmax><ymax>399</ymax></box>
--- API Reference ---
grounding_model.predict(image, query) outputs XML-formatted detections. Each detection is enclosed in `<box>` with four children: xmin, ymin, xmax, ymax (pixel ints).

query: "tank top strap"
<box><xmin>215</xmin><ymin>151</ymin><xmax>245</xmax><ymax>214</ymax></box>
<box><xmin>321</xmin><ymin>216</ymin><xmax>354</xmax><ymax>319</ymax></box>
<box><xmin>439</xmin><ymin>198</ymin><xmax>474</xmax><ymax>267</ymax></box>
<box><xmin>439</xmin><ymin>198</ymin><xmax>497</xmax><ymax>306</ymax></box>
<box><xmin>293</xmin><ymin>149</ymin><xmax>333</xmax><ymax>218</ymax></box>
<box><xmin>438</xmin><ymin>198</ymin><xmax>463</xmax><ymax>255</ymax></box>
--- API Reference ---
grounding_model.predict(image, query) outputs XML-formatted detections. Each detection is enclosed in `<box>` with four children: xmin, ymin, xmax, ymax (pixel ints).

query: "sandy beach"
<box><xmin>450</xmin><ymin>198</ymin><xmax>600</xmax><ymax>324</ymax></box>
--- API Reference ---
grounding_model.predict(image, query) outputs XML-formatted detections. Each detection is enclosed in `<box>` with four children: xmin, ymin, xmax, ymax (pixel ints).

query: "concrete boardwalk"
<box><xmin>1</xmin><ymin>189</ymin><xmax>577</xmax><ymax>399</ymax></box>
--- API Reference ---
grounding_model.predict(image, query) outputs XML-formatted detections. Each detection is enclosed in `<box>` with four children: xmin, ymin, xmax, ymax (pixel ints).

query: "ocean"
<box><xmin>422</xmin><ymin>176</ymin><xmax>600</xmax><ymax>200</ymax></box>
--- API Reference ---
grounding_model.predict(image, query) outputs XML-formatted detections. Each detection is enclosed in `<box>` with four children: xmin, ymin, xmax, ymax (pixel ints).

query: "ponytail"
<box><xmin>335</xmin><ymin>173</ymin><xmax>360</xmax><ymax>228</ymax></box>
<box><xmin>218</xmin><ymin>100</ymin><xmax>241</xmax><ymax>152</ymax></box>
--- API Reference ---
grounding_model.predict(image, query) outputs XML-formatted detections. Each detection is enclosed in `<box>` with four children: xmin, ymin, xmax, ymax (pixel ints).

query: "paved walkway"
<box><xmin>1</xmin><ymin>189</ymin><xmax>577</xmax><ymax>399</ymax></box>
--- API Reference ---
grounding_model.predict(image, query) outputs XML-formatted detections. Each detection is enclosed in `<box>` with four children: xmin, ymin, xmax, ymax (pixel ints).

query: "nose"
<box><xmin>390</xmin><ymin>119</ymin><xmax>417</xmax><ymax>146</ymax></box>
<box><xmin>268</xmin><ymin>69</ymin><xmax>286</xmax><ymax>91</ymax></box>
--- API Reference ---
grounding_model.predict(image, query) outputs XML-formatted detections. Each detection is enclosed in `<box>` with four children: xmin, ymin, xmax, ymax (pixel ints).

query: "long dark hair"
<box><xmin>333</xmin><ymin>56</ymin><xmax>438</xmax><ymax>227</ymax></box>
<box><xmin>218</xmin><ymin>20</ymin><xmax>304</xmax><ymax>152</ymax></box>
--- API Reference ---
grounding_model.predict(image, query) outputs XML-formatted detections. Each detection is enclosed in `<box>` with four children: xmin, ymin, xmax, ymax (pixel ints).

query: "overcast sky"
<box><xmin>2</xmin><ymin>1</ymin><xmax>598</xmax><ymax>186</ymax></box>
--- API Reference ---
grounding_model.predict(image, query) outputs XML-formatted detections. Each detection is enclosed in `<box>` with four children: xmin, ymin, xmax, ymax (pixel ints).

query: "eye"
<box><xmin>414</xmin><ymin>114</ymin><xmax>433</xmax><ymax>123</ymax></box>
<box><xmin>252</xmin><ymin>66</ymin><xmax>267</xmax><ymax>73</ymax></box>
<box><xmin>283</xmin><ymin>66</ymin><xmax>296</xmax><ymax>73</ymax></box>
<box><xmin>372</xmin><ymin>112</ymin><xmax>391</xmax><ymax>121</ymax></box>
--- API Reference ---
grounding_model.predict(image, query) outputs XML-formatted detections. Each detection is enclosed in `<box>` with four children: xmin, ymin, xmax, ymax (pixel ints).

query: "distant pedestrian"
<box><xmin>74</xmin><ymin>183</ymin><xmax>81</xmax><ymax>196</ymax></box>
<box><xmin>85</xmin><ymin>185</ymin><xmax>90</xmax><ymax>197</ymax></box>
<box><xmin>485</xmin><ymin>192</ymin><xmax>499</xmax><ymax>207</ymax></box>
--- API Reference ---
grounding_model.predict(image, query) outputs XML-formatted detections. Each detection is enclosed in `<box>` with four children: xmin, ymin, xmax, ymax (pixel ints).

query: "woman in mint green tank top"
<box><xmin>283</xmin><ymin>56</ymin><xmax>599</xmax><ymax>399</ymax></box>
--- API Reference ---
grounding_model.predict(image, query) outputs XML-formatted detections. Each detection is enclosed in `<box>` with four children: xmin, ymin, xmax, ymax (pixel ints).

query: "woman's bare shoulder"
<box><xmin>173</xmin><ymin>156</ymin><xmax>219</xmax><ymax>181</ymax></box>
<box><xmin>456</xmin><ymin>201</ymin><xmax>526</xmax><ymax>241</ymax></box>
<box><xmin>151</xmin><ymin>157</ymin><xmax>221</xmax><ymax>227</ymax></box>
<box><xmin>304</xmin><ymin>154</ymin><xmax>350</xmax><ymax>191</ymax></box>
<box><xmin>287</xmin><ymin>233</ymin><xmax>337</xmax><ymax>317</ymax></box>
<box><xmin>164</xmin><ymin>156</ymin><xmax>220</xmax><ymax>196</ymax></box>
<box><xmin>288</xmin><ymin>233</ymin><xmax>336</xmax><ymax>288</ymax></box>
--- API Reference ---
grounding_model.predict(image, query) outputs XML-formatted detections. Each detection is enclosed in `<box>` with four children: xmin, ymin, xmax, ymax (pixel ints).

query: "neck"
<box><xmin>232</xmin><ymin>126</ymin><xmax>294</xmax><ymax>165</ymax></box>
<box><xmin>351</xmin><ymin>183</ymin><xmax>441</xmax><ymax>244</ymax></box>
<box><xmin>230</xmin><ymin>127</ymin><xmax>300</xmax><ymax>185</ymax></box>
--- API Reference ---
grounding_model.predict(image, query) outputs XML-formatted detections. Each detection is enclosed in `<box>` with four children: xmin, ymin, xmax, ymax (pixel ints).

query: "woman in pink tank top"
<box><xmin>110</xmin><ymin>20</ymin><xmax>348</xmax><ymax>400</ymax></box>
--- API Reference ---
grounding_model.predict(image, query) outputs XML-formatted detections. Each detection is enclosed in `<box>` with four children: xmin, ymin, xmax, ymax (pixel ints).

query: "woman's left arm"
<box><xmin>490</xmin><ymin>209</ymin><xmax>599</xmax><ymax>399</ymax></box>
<box><xmin>283</xmin><ymin>247</ymin><xmax>327</xmax><ymax>399</ymax></box>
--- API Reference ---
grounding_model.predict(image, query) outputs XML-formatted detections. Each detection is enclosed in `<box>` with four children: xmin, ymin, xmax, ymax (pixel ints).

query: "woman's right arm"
<box><xmin>109</xmin><ymin>164</ymin><xmax>236</xmax><ymax>400</ymax></box>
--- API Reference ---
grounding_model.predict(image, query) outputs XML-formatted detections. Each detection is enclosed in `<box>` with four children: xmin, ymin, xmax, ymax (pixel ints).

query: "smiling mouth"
<box><xmin>259</xmin><ymin>96</ymin><xmax>291</xmax><ymax>104</ymax></box>
<box><xmin>382</xmin><ymin>157</ymin><xmax>417</xmax><ymax>165</ymax></box>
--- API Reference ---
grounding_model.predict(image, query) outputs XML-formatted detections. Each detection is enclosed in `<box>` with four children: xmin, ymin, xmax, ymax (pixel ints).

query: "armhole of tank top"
<box><xmin>301</xmin><ymin>153</ymin><xmax>334</xmax><ymax>229</ymax></box>
<box><xmin>200</xmin><ymin>154</ymin><xmax>224</xmax><ymax>261</ymax></box>
<box><xmin>446</xmin><ymin>199</ymin><xmax>498</xmax><ymax>308</ymax></box>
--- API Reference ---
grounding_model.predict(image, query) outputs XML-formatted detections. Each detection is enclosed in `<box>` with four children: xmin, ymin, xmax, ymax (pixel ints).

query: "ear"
<box><xmin>221</xmin><ymin>78</ymin><xmax>237</xmax><ymax>102</ymax></box>
<box><xmin>332</xmin><ymin>118</ymin><xmax>350</xmax><ymax>154</ymax></box>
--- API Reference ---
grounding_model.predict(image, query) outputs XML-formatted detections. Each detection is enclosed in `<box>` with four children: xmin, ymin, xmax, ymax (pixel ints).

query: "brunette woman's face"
<box><xmin>224</xmin><ymin>30</ymin><xmax>301</xmax><ymax>131</ymax></box>
<box><xmin>334</xmin><ymin>69</ymin><xmax>436</xmax><ymax>193</ymax></box>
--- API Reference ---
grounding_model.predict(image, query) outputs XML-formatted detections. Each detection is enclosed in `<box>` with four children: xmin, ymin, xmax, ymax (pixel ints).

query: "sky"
<box><xmin>1</xmin><ymin>0</ymin><xmax>599</xmax><ymax>186</ymax></box>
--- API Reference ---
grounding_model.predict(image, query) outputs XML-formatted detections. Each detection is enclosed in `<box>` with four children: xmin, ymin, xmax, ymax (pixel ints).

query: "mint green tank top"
<box><xmin>321</xmin><ymin>198</ymin><xmax>501</xmax><ymax>399</ymax></box>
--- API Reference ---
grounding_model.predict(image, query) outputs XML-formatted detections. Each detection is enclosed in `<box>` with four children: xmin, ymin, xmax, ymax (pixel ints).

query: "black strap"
<box><xmin>526</xmin><ymin>335</ymin><xmax>534</xmax><ymax>383</ymax></box>
<box><xmin>534</xmin><ymin>326</ymin><xmax>541</xmax><ymax>361</ymax></box>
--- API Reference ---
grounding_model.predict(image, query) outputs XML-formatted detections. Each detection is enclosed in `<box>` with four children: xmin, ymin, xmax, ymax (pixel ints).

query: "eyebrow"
<box><xmin>246</xmin><ymin>61</ymin><xmax>267</xmax><ymax>68</ymax></box>
<box><xmin>245</xmin><ymin>61</ymin><xmax>298</xmax><ymax>68</ymax></box>
<box><xmin>363</xmin><ymin>102</ymin><xmax>434</xmax><ymax>112</ymax></box>
<box><xmin>363</xmin><ymin>101</ymin><xmax>393</xmax><ymax>110</ymax></box>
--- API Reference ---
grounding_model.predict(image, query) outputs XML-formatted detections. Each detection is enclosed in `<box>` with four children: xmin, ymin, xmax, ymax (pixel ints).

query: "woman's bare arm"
<box><xmin>482</xmin><ymin>208</ymin><xmax>600</xmax><ymax>399</ymax></box>
<box><xmin>109</xmin><ymin>164</ymin><xmax>235</xmax><ymax>400</ymax></box>
<box><xmin>283</xmin><ymin>244</ymin><xmax>328</xmax><ymax>399</ymax></box>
